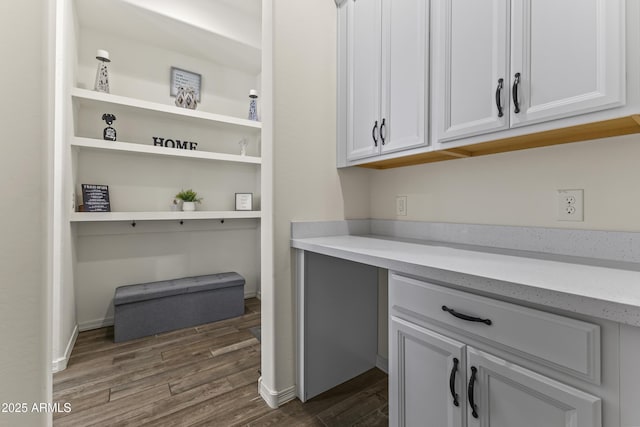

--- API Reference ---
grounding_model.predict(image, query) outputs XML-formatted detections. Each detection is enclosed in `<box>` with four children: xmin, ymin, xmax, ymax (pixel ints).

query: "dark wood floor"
<box><xmin>53</xmin><ymin>298</ymin><xmax>388</xmax><ymax>426</ymax></box>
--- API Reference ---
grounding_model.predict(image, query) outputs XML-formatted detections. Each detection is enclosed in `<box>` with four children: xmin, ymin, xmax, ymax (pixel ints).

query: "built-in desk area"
<box><xmin>292</xmin><ymin>220</ymin><xmax>640</xmax><ymax>426</ymax></box>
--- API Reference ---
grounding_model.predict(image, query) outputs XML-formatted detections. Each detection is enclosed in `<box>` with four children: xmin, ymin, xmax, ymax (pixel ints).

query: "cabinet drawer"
<box><xmin>389</xmin><ymin>273</ymin><xmax>600</xmax><ymax>383</ymax></box>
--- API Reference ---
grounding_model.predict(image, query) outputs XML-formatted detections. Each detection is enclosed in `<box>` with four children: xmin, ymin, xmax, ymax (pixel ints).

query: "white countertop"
<box><xmin>292</xmin><ymin>234</ymin><xmax>640</xmax><ymax>326</ymax></box>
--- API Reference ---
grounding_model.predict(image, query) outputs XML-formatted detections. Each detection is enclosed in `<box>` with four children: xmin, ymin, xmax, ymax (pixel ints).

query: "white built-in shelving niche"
<box><xmin>55</xmin><ymin>0</ymin><xmax>266</xmax><ymax>339</ymax></box>
<box><xmin>70</xmin><ymin>87</ymin><xmax>263</xmax><ymax>221</ymax></box>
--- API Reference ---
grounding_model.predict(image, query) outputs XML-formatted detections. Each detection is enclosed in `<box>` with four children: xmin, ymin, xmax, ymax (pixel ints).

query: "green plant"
<box><xmin>175</xmin><ymin>189</ymin><xmax>202</xmax><ymax>203</ymax></box>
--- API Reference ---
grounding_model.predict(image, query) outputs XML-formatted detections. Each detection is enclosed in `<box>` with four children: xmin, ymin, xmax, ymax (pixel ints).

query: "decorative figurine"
<box><xmin>184</xmin><ymin>87</ymin><xmax>198</xmax><ymax>110</ymax></box>
<box><xmin>248</xmin><ymin>89</ymin><xmax>259</xmax><ymax>121</ymax></box>
<box><xmin>238</xmin><ymin>137</ymin><xmax>248</xmax><ymax>156</ymax></box>
<box><xmin>102</xmin><ymin>113</ymin><xmax>116</xmax><ymax>141</ymax></box>
<box><xmin>174</xmin><ymin>86</ymin><xmax>198</xmax><ymax>110</ymax></box>
<box><xmin>94</xmin><ymin>49</ymin><xmax>111</xmax><ymax>93</ymax></box>
<box><xmin>174</xmin><ymin>87</ymin><xmax>186</xmax><ymax>107</ymax></box>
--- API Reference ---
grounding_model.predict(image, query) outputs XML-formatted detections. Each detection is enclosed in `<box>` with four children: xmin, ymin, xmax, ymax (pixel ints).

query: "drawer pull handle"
<box><xmin>380</xmin><ymin>118</ymin><xmax>386</xmax><ymax>145</ymax></box>
<box><xmin>442</xmin><ymin>306</ymin><xmax>492</xmax><ymax>325</ymax></box>
<box><xmin>449</xmin><ymin>357</ymin><xmax>459</xmax><ymax>407</ymax></box>
<box><xmin>468</xmin><ymin>366</ymin><xmax>479</xmax><ymax>419</ymax></box>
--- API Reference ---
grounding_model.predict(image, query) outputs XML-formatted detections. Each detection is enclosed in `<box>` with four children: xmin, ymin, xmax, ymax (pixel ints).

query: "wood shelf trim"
<box><xmin>440</xmin><ymin>149</ymin><xmax>472</xmax><ymax>158</ymax></box>
<box><xmin>71</xmin><ymin>88</ymin><xmax>262</xmax><ymax>130</ymax></box>
<box><xmin>359</xmin><ymin>115</ymin><xmax>640</xmax><ymax>169</ymax></box>
<box><xmin>70</xmin><ymin>211</ymin><xmax>262</xmax><ymax>222</ymax></box>
<box><xmin>71</xmin><ymin>137</ymin><xmax>261</xmax><ymax>165</ymax></box>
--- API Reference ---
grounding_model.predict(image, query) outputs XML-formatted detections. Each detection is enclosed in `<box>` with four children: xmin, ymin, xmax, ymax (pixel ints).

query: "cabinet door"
<box><xmin>346</xmin><ymin>0</ymin><xmax>382</xmax><ymax>161</ymax></box>
<box><xmin>379</xmin><ymin>0</ymin><xmax>429</xmax><ymax>154</ymax></box>
<box><xmin>466</xmin><ymin>347</ymin><xmax>601</xmax><ymax>427</ymax></box>
<box><xmin>390</xmin><ymin>317</ymin><xmax>465</xmax><ymax>427</ymax></box>
<box><xmin>432</xmin><ymin>0</ymin><xmax>509</xmax><ymax>143</ymax></box>
<box><xmin>510</xmin><ymin>0</ymin><xmax>624</xmax><ymax>127</ymax></box>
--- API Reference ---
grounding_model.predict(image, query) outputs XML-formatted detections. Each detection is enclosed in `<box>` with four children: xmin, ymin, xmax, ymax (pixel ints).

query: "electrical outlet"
<box><xmin>557</xmin><ymin>189</ymin><xmax>583</xmax><ymax>221</ymax></box>
<box><xmin>396</xmin><ymin>195</ymin><xmax>407</xmax><ymax>216</ymax></box>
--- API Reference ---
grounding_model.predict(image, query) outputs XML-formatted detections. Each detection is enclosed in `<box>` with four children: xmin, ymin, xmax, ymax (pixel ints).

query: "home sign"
<box><xmin>152</xmin><ymin>136</ymin><xmax>198</xmax><ymax>151</ymax></box>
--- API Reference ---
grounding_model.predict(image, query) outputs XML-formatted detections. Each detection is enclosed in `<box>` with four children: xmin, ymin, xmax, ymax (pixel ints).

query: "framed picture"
<box><xmin>235</xmin><ymin>193</ymin><xmax>253</xmax><ymax>211</ymax></box>
<box><xmin>81</xmin><ymin>184</ymin><xmax>111</xmax><ymax>212</ymax></box>
<box><xmin>170</xmin><ymin>67</ymin><xmax>201</xmax><ymax>102</ymax></box>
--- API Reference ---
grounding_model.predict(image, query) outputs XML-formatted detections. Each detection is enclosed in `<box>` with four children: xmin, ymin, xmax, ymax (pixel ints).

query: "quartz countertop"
<box><xmin>292</xmin><ymin>234</ymin><xmax>640</xmax><ymax>326</ymax></box>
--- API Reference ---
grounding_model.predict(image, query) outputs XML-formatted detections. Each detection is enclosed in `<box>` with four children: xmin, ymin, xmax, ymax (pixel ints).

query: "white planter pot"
<box><xmin>182</xmin><ymin>201</ymin><xmax>196</xmax><ymax>211</ymax></box>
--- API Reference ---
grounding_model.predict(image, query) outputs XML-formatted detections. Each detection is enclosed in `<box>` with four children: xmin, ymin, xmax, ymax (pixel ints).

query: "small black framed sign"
<box><xmin>170</xmin><ymin>67</ymin><xmax>201</xmax><ymax>102</ymax></box>
<box><xmin>235</xmin><ymin>193</ymin><xmax>253</xmax><ymax>211</ymax></box>
<box><xmin>81</xmin><ymin>184</ymin><xmax>111</xmax><ymax>212</ymax></box>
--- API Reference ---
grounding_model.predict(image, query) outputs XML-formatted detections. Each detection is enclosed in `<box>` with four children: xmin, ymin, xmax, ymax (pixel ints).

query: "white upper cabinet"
<box><xmin>347</xmin><ymin>0</ymin><xmax>382</xmax><ymax>160</ymax></box>
<box><xmin>380</xmin><ymin>0</ymin><xmax>428</xmax><ymax>155</ymax></box>
<box><xmin>432</xmin><ymin>0</ymin><xmax>509</xmax><ymax>142</ymax></box>
<box><xmin>433</xmin><ymin>0</ymin><xmax>625</xmax><ymax>143</ymax></box>
<box><xmin>510</xmin><ymin>0</ymin><xmax>625</xmax><ymax>127</ymax></box>
<box><xmin>342</xmin><ymin>0</ymin><xmax>429</xmax><ymax>162</ymax></box>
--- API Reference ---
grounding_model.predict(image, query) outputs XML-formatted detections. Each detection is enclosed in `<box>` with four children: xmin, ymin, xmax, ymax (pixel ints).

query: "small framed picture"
<box><xmin>170</xmin><ymin>67</ymin><xmax>201</xmax><ymax>101</ymax></box>
<box><xmin>235</xmin><ymin>193</ymin><xmax>253</xmax><ymax>211</ymax></box>
<box><xmin>81</xmin><ymin>184</ymin><xmax>111</xmax><ymax>212</ymax></box>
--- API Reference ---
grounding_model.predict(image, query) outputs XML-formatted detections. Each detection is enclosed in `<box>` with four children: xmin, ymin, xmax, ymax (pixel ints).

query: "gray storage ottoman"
<box><xmin>113</xmin><ymin>272</ymin><xmax>245</xmax><ymax>342</ymax></box>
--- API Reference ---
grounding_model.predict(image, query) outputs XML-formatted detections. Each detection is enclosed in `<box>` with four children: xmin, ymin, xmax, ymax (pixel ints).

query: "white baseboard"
<box><xmin>258</xmin><ymin>377</ymin><xmax>296</xmax><ymax>409</ymax></box>
<box><xmin>376</xmin><ymin>355</ymin><xmax>389</xmax><ymax>374</ymax></box>
<box><xmin>78</xmin><ymin>316</ymin><xmax>114</xmax><ymax>332</ymax></box>
<box><xmin>244</xmin><ymin>291</ymin><xmax>257</xmax><ymax>299</ymax></box>
<box><xmin>52</xmin><ymin>325</ymin><xmax>78</xmax><ymax>373</ymax></box>
<box><xmin>256</xmin><ymin>290</ymin><xmax>262</xmax><ymax>300</ymax></box>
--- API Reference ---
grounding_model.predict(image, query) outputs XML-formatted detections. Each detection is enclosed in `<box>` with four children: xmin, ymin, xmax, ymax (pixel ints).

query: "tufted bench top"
<box><xmin>114</xmin><ymin>272</ymin><xmax>245</xmax><ymax>306</ymax></box>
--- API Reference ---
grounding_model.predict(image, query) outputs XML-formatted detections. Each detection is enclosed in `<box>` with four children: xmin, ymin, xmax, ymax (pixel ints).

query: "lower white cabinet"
<box><xmin>466</xmin><ymin>347</ymin><xmax>601</xmax><ymax>427</ymax></box>
<box><xmin>390</xmin><ymin>317</ymin><xmax>466</xmax><ymax>427</ymax></box>
<box><xmin>389</xmin><ymin>273</ymin><xmax>603</xmax><ymax>427</ymax></box>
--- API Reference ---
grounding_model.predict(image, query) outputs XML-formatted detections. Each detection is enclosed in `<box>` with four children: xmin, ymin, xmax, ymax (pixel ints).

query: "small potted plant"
<box><xmin>175</xmin><ymin>189</ymin><xmax>202</xmax><ymax>211</ymax></box>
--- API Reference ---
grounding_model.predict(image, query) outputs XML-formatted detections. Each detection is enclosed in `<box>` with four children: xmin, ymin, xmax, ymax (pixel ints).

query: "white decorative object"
<box><xmin>174</xmin><ymin>87</ymin><xmax>186</xmax><ymax>107</ymax></box>
<box><xmin>238</xmin><ymin>138</ymin><xmax>248</xmax><ymax>156</ymax></box>
<box><xmin>235</xmin><ymin>193</ymin><xmax>253</xmax><ymax>211</ymax></box>
<box><xmin>183</xmin><ymin>87</ymin><xmax>197</xmax><ymax>110</ymax></box>
<box><xmin>171</xmin><ymin>198</ymin><xmax>183</xmax><ymax>211</ymax></box>
<box><xmin>174</xmin><ymin>87</ymin><xmax>197</xmax><ymax>110</ymax></box>
<box><xmin>94</xmin><ymin>49</ymin><xmax>111</xmax><ymax>93</ymax></box>
<box><xmin>182</xmin><ymin>201</ymin><xmax>196</xmax><ymax>211</ymax></box>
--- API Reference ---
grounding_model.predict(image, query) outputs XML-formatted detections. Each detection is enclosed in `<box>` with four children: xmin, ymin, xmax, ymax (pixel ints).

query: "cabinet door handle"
<box><xmin>442</xmin><ymin>306</ymin><xmax>492</xmax><ymax>325</ymax></box>
<box><xmin>380</xmin><ymin>118</ymin><xmax>386</xmax><ymax>145</ymax></box>
<box><xmin>372</xmin><ymin>120</ymin><xmax>379</xmax><ymax>147</ymax></box>
<box><xmin>495</xmin><ymin>78</ymin><xmax>504</xmax><ymax>118</ymax></box>
<box><xmin>449</xmin><ymin>357</ymin><xmax>460</xmax><ymax>407</ymax></box>
<box><xmin>468</xmin><ymin>366</ymin><xmax>479</xmax><ymax>419</ymax></box>
<box><xmin>512</xmin><ymin>72</ymin><xmax>521</xmax><ymax>114</ymax></box>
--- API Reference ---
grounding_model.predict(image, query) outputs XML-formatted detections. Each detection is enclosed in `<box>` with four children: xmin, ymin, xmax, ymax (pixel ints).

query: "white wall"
<box><xmin>0</xmin><ymin>1</ymin><xmax>49</xmax><ymax>425</ymax></box>
<box><xmin>75</xmin><ymin>220</ymin><xmax>260</xmax><ymax>329</ymax></box>
<box><xmin>271</xmin><ymin>0</ymin><xmax>370</xmax><ymax>393</ymax></box>
<box><xmin>52</xmin><ymin>0</ymin><xmax>79</xmax><ymax>373</ymax></box>
<box><xmin>370</xmin><ymin>134</ymin><xmax>640</xmax><ymax>231</ymax></box>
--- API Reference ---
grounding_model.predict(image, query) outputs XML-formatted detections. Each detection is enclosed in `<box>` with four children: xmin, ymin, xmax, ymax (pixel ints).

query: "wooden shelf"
<box><xmin>70</xmin><ymin>211</ymin><xmax>261</xmax><ymax>223</ymax></box>
<box><xmin>71</xmin><ymin>137</ymin><xmax>261</xmax><ymax>165</ymax></box>
<box><xmin>359</xmin><ymin>115</ymin><xmax>640</xmax><ymax>169</ymax></box>
<box><xmin>71</xmin><ymin>88</ymin><xmax>262</xmax><ymax>131</ymax></box>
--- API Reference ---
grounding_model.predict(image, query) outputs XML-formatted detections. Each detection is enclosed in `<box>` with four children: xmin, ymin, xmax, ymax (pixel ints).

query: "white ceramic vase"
<box><xmin>182</xmin><ymin>201</ymin><xmax>196</xmax><ymax>211</ymax></box>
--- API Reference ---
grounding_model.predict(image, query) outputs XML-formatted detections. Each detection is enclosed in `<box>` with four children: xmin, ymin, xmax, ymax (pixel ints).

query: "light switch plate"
<box><xmin>396</xmin><ymin>195</ymin><xmax>407</xmax><ymax>216</ymax></box>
